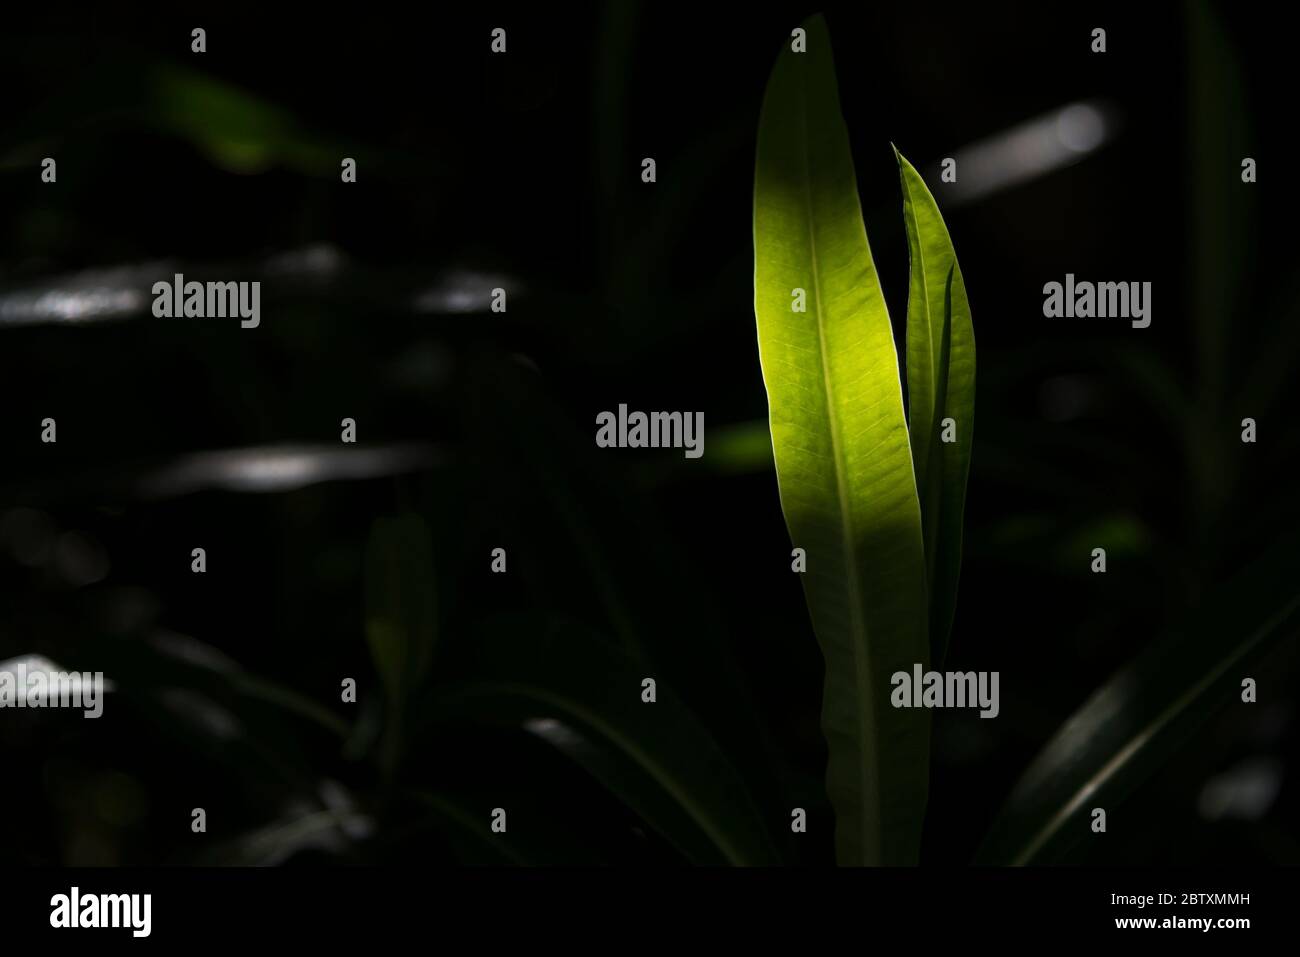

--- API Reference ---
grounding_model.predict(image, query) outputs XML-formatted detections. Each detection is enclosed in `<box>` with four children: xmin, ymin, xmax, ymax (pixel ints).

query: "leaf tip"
<box><xmin>793</xmin><ymin>11</ymin><xmax>830</xmax><ymax>50</ymax></box>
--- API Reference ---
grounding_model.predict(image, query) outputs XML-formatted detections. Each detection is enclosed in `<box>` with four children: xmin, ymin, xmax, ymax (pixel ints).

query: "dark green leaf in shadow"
<box><xmin>364</xmin><ymin>512</ymin><xmax>437</xmax><ymax>773</ymax></box>
<box><xmin>438</xmin><ymin>617</ymin><xmax>781</xmax><ymax>865</ymax></box>
<box><xmin>76</xmin><ymin>632</ymin><xmax>346</xmax><ymax>809</ymax></box>
<box><xmin>977</xmin><ymin>531</ymin><xmax>1300</xmax><ymax>864</ymax></box>
<box><xmin>1187</xmin><ymin>0</ymin><xmax>1253</xmax><ymax>527</ymax></box>
<box><xmin>1188</xmin><ymin>0</ymin><xmax>1251</xmax><ymax>396</ymax></box>
<box><xmin>461</xmin><ymin>356</ymin><xmax>785</xmax><ymax>818</ymax></box>
<box><xmin>408</xmin><ymin>791</ymin><xmax>534</xmax><ymax>865</ymax></box>
<box><xmin>400</xmin><ymin>789</ymin><xmax>609</xmax><ymax>866</ymax></box>
<box><xmin>146</xmin><ymin>64</ymin><xmax>355</xmax><ymax>175</ymax></box>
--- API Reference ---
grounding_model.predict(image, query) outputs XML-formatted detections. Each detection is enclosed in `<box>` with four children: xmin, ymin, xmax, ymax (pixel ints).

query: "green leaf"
<box><xmin>364</xmin><ymin>512</ymin><xmax>437</xmax><ymax>772</ymax></box>
<box><xmin>753</xmin><ymin>14</ymin><xmax>931</xmax><ymax>865</ymax></box>
<box><xmin>439</xmin><ymin>617</ymin><xmax>781</xmax><ymax>866</ymax></box>
<box><xmin>1186</xmin><ymin>0</ymin><xmax>1253</xmax><ymax>527</ymax></box>
<box><xmin>148</xmin><ymin>64</ymin><xmax>351</xmax><ymax>175</ymax></box>
<box><xmin>977</xmin><ymin>532</ymin><xmax>1300</xmax><ymax>865</ymax></box>
<box><xmin>896</xmin><ymin>148</ymin><xmax>976</xmax><ymax>663</ymax></box>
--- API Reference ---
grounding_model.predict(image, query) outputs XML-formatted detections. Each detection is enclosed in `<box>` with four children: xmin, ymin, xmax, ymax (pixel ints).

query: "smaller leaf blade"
<box><xmin>897</xmin><ymin>148</ymin><xmax>976</xmax><ymax>663</ymax></box>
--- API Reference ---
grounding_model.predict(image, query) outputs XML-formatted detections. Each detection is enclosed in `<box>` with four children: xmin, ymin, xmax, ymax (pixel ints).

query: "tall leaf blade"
<box><xmin>896</xmin><ymin>149</ymin><xmax>976</xmax><ymax>662</ymax></box>
<box><xmin>753</xmin><ymin>14</ymin><xmax>931</xmax><ymax>865</ymax></box>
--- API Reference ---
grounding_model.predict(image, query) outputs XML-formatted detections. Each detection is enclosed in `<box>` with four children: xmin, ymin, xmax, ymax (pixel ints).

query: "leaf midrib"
<box><xmin>798</xmin><ymin>71</ymin><xmax>879</xmax><ymax>866</ymax></box>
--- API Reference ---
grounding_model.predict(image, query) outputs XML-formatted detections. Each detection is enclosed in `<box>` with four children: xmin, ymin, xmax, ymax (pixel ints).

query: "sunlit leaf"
<box><xmin>897</xmin><ymin>148</ymin><xmax>975</xmax><ymax>663</ymax></box>
<box><xmin>753</xmin><ymin>13</ymin><xmax>931</xmax><ymax>865</ymax></box>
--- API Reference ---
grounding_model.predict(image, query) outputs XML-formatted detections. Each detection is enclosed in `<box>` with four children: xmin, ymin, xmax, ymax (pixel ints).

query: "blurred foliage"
<box><xmin>1</xmin><ymin>3</ymin><xmax>1296</xmax><ymax>866</ymax></box>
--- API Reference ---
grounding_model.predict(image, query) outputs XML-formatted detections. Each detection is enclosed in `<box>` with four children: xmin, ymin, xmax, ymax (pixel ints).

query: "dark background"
<box><xmin>1</xmin><ymin>2</ymin><xmax>1295</xmax><ymax>866</ymax></box>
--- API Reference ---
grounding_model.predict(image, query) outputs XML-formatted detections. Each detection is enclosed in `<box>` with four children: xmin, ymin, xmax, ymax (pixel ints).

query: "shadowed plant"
<box><xmin>752</xmin><ymin>13</ymin><xmax>975</xmax><ymax>865</ymax></box>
